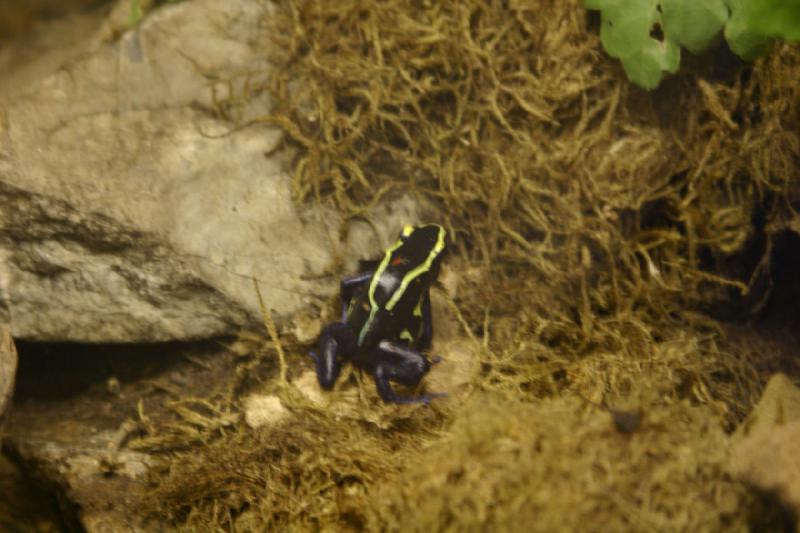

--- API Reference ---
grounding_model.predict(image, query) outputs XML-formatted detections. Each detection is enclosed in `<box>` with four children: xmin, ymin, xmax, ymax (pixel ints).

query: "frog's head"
<box><xmin>368</xmin><ymin>223</ymin><xmax>447</xmax><ymax>312</ymax></box>
<box><xmin>394</xmin><ymin>223</ymin><xmax>447</xmax><ymax>282</ymax></box>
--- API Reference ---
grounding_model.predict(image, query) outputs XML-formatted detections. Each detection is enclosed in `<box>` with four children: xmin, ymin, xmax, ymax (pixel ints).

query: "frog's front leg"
<box><xmin>372</xmin><ymin>340</ymin><xmax>444</xmax><ymax>404</ymax></box>
<box><xmin>418</xmin><ymin>293</ymin><xmax>434</xmax><ymax>351</ymax></box>
<box><xmin>311</xmin><ymin>322</ymin><xmax>356</xmax><ymax>389</ymax></box>
<box><xmin>340</xmin><ymin>272</ymin><xmax>373</xmax><ymax>320</ymax></box>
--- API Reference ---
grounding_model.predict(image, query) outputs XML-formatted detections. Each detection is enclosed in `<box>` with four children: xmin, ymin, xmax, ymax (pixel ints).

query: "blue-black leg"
<box><xmin>310</xmin><ymin>322</ymin><xmax>356</xmax><ymax>389</ymax></box>
<box><xmin>340</xmin><ymin>272</ymin><xmax>373</xmax><ymax>320</ymax></box>
<box><xmin>373</xmin><ymin>340</ymin><xmax>445</xmax><ymax>404</ymax></box>
<box><xmin>418</xmin><ymin>293</ymin><xmax>434</xmax><ymax>351</ymax></box>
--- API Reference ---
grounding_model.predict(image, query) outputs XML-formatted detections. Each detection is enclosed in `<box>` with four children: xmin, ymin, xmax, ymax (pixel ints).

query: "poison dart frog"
<box><xmin>310</xmin><ymin>223</ymin><xmax>447</xmax><ymax>404</ymax></box>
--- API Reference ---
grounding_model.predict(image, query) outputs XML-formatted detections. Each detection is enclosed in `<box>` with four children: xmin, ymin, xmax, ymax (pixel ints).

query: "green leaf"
<box><xmin>661</xmin><ymin>0</ymin><xmax>729</xmax><ymax>54</ymax></box>
<box><xmin>591</xmin><ymin>0</ymin><xmax>681</xmax><ymax>89</ymax></box>
<box><xmin>747</xmin><ymin>0</ymin><xmax>800</xmax><ymax>41</ymax></box>
<box><xmin>597</xmin><ymin>0</ymin><xmax>657</xmax><ymax>60</ymax></box>
<box><xmin>723</xmin><ymin>0</ymin><xmax>770</xmax><ymax>60</ymax></box>
<box><xmin>583</xmin><ymin>0</ymin><xmax>795</xmax><ymax>88</ymax></box>
<box><xmin>621</xmin><ymin>38</ymin><xmax>680</xmax><ymax>89</ymax></box>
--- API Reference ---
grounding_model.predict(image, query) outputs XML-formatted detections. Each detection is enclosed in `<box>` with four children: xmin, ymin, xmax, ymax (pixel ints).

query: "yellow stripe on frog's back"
<box><xmin>385</xmin><ymin>224</ymin><xmax>445</xmax><ymax>311</ymax></box>
<box><xmin>358</xmin><ymin>234</ymin><xmax>406</xmax><ymax>346</ymax></box>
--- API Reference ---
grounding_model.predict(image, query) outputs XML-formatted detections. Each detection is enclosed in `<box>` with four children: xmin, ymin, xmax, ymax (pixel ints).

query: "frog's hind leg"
<box><xmin>340</xmin><ymin>272</ymin><xmax>373</xmax><ymax>320</ymax></box>
<box><xmin>310</xmin><ymin>322</ymin><xmax>356</xmax><ymax>389</ymax></box>
<box><xmin>373</xmin><ymin>340</ymin><xmax>445</xmax><ymax>404</ymax></box>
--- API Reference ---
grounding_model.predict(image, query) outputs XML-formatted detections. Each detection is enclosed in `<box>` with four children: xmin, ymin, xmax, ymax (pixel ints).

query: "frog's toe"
<box><xmin>422</xmin><ymin>391</ymin><xmax>448</xmax><ymax>403</ymax></box>
<box><xmin>384</xmin><ymin>389</ymin><xmax>448</xmax><ymax>405</ymax></box>
<box><xmin>403</xmin><ymin>391</ymin><xmax>448</xmax><ymax>405</ymax></box>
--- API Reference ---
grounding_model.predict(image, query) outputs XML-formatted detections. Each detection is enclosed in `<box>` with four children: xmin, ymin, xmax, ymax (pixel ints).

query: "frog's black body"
<box><xmin>310</xmin><ymin>224</ymin><xmax>446</xmax><ymax>404</ymax></box>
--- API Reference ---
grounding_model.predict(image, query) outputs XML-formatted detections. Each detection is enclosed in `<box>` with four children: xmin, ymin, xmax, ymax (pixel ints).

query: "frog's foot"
<box><xmin>373</xmin><ymin>340</ymin><xmax>446</xmax><ymax>405</ymax></box>
<box><xmin>312</xmin><ymin>322</ymin><xmax>356</xmax><ymax>389</ymax></box>
<box><xmin>374</xmin><ymin>374</ymin><xmax>447</xmax><ymax>404</ymax></box>
<box><xmin>385</xmin><ymin>391</ymin><xmax>448</xmax><ymax>405</ymax></box>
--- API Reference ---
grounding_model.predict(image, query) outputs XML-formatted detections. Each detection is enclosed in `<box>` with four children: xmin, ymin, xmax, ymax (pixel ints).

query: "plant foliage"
<box><xmin>584</xmin><ymin>0</ymin><xmax>800</xmax><ymax>88</ymax></box>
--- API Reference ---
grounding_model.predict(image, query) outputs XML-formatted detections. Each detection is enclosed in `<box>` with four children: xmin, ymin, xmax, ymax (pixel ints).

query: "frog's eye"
<box><xmin>400</xmin><ymin>225</ymin><xmax>415</xmax><ymax>239</ymax></box>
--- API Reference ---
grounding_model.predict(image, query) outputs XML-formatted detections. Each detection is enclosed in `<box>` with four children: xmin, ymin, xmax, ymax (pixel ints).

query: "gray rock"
<box><xmin>730</xmin><ymin>374</ymin><xmax>800</xmax><ymax>521</ymax></box>
<box><xmin>0</xmin><ymin>325</ymin><xmax>16</xmax><ymax>428</ymax></box>
<box><xmin>0</xmin><ymin>0</ymin><xmax>420</xmax><ymax>342</ymax></box>
<box><xmin>2</xmin><ymin>338</ymin><xmax>244</xmax><ymax>532</ymax></box>
<box><xmin>8</xmin><ymin>420</ymin><xmax>156</xmax><ymax>532</ymax></box>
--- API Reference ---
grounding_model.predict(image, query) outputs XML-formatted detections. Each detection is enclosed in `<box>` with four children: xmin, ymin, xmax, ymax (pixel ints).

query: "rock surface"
<box><xmin>243</xmin><ymin>393</ymin><xmax>289</xmax><ymax>429</ymax></box>
<box><xmin>4</xmin><ymin>340</ymin><xmax>240</xmax><ymax>532</ymax></box>
<box><xmin>730</xmin><ymin>373</ymin><xmax>800</xmax><ymax>521</ymax></box>
<box><xmin>731</xmin><ymin>421</ymin><xmax>800</xmax><ymax>519</ymax></box>
<box><xmin>0</xmin><ymin>0</ymin><xmax>420</xmax><ymax>342</ymax></box>
<box><xmin>0</xmin><ymin>326</ymin><xmax>16</xmax><ymax>428</ymax></box>
<box><xmin>732</xmin><ymin>373</ymin><xmax>800</xmax><ymax>440</ymax></box>
<box><xmin>8</xmin><ymin>420</ymin><xmax>155</xmax><ymax>533</ymax></box>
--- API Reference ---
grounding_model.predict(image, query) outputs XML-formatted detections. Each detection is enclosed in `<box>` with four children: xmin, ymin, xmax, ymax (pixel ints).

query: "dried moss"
<box><xmin>372</xmin><ymin>394</ymin><xmax>750</xmax><ymax>532</ymax></box>
<box><xmin>266</xmin><ymin>0</ymin><xmax>799</xmax><ymax>358</ymax></box>
<box><xmin>140</xmin><ymin>0</ymin><xmax>800</xmax><ymax>530</ymax></box>
<box><xmin>145</xmin><ymin>398</ymin><xmax>447</xmax><ymax>531</ymax></box>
